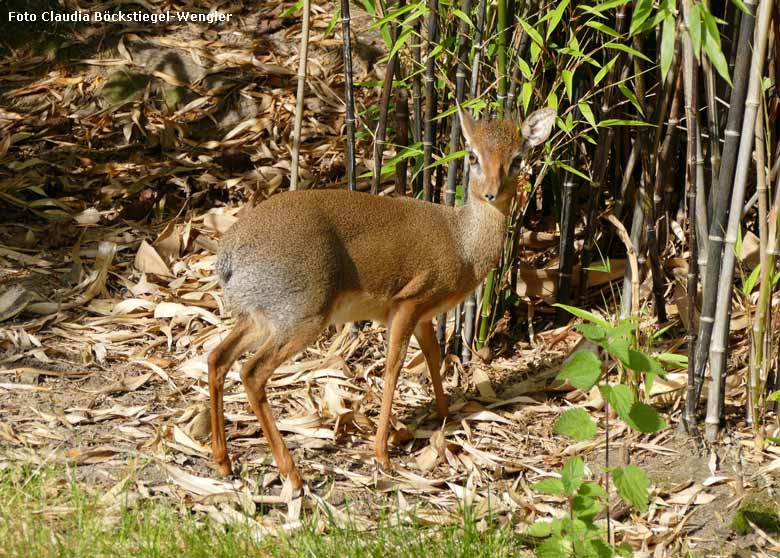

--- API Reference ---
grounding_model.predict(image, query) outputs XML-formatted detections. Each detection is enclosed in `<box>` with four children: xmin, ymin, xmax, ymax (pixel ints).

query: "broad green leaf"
<box><xmin>583</xmin><ymin>538</ymin><xmax>614</xmax><ymax>558</ymax></box>
<box><xmin>626</xmin><ymin>349</ymin><xmax>664</xmax><ymax>374</ymax></box>
<box><xmin>606</xmin><ymin>337</ymin><xmax>631</xmax><ymax>367</ymax></box>
<box><xmin>554</xmin><ymin>407</ymin><xmax>598</xmax><ymax>441</ymax></box>
<box><xmin>628</xmin><ymin>402</ymin><xmax>668</xmax><ymax>432</ymax></box>
<box><xmin>768</xmin><ymin>390</ymin><xmax>780</xmax><ymax>402</ymax></box>
<box><xmin>547</xmin><ymin>0</ymin><xmax>571</xmax><ymax>39</ymax></box>
<box><xmin>561</xmin><ymin>456</ymin><xmax>585</xmax><ymax>496</ymax></box>
<box><xmin>600</xmin><ymin>384</ymin><xmax>634</xmax><ymax>423</ymax></box>
<box><xmin>661</xmin><ymin>14</ymin><xmax>676</xmax><ymax>80</ymax></box>
<box><xmin>533</xmin><ymin>478</ymin><xmax>565</xmax><ymax>495</ymax></box>
<box><xmin>612</xmin><ymin>464</ymin><xmax>650</xmax><ymax>512</ymax></box>
<box><xmin>553</xmin><ymin>303</ymin><xmax>611</xmax><ymax>328</ymax></box>
<box><xmin>519</xmin><ymin>18</ymin><xmax>545</xmax><ymax>47</ymax></box>
<box><xmin>610</xmin><ymin>320</ymin><xmax>638</xmax><ymax>338</ymax></box>
<box><xmin>525</xmin><ymin>520</ymin><xmax>553</xmax><ymax>538</ymax></box>
<box><xmin>579</xmin><ymin>480</ymin><xmax>608</xmax><ymax>498</ymax></box>
<box><xmin>629</xmin><ymin>0</ymin><xmax>654</xmax><ymax>36</ymax></box>
<box><xmin>536</xmin><ymin>536</ymin><xmax>571</xmax><ymax>558</ymax></box>
<box><xmin>451</xmin><ymin>9</ymin><xmax>473</xmax><ymax>27</ymax></box>
<box><xmin>579</xmin><ymin>101</ymin><xmax>597</xmax><ymax>128</ymax></box>
<box><xmin>557</xmin><ymin>351</ymin><xmax>603</xmax><ymax>390</ymax></box>
<box><xmin>547</xmin><ymin>91</ymin><xmax>560</xmax><ymax>111</ymax></box>
<box><xmin>576</xmin><ymin>323</ymin><xmax>608</xmax><ymax>343</ymax></box>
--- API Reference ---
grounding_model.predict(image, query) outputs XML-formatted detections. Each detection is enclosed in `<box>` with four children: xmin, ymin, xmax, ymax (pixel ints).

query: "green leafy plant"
<box><xmin>526</xmin><ymin>304</ymin><xmax>668</xmax><ymax>556</ymax></box>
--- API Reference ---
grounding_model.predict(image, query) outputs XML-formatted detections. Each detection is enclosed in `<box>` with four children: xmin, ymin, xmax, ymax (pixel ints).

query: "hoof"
<box><xmin>287</xmin><ymin>469</ymin><xmax>304</xmax><ymax>491</ymax></box>
<box><xmin>375</xmin><ymin>455</ymin><xmax>393</xmax><ymax>471</ymax></box>
<box><xmin>215</xmin><ymin>459</ymin><xmax>233</xmax><ymax>477</ymax></box>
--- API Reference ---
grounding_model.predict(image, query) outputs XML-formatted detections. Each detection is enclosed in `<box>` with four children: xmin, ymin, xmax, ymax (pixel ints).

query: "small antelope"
<box><xmin>208</xmin><ymin>106</ymin><xmax>555</xmax><ymax>488</ymax></box>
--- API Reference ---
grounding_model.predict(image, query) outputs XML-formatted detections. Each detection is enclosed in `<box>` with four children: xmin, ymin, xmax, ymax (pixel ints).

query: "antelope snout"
<box><xmin>482</xmin><ymin>193</ymin><xmax>496</xmax><ymax>202</ymax></box>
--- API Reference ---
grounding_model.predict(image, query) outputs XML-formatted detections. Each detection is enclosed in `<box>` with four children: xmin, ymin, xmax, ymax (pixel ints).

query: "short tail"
<box><xmin>215</xmin><ymin>250</ymin><xmax>233</xmax><ymax>285</ymax></box>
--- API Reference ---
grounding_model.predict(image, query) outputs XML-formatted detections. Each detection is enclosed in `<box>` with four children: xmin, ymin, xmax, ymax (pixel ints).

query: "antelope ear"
<box><xmin>521</xmin><ymin>108</ymin><xmax>556</xmax><ymax>147</ymax></box>
<box><xmin>457</xmin><ymin>102</ymin><xmax>477</xmax><ymax>145</ymax></box>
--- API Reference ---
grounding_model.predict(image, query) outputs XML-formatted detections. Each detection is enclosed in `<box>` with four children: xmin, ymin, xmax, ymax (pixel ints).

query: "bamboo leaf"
<box><xmin>522</xmin><ymin>81</ymin><xmax>534</xmax><ymax>113</ymax></box>
<box><xmin>594</xmin><ymin>55</ymin><xmax>617</xmax><ymax>85</ymax></box>
<box><xmin>584</xmin><ymin>21</ymin><xmax>621</xmax><ymax>38</ymax></box>
<box><xmin>605</xmin><ymin>41</ymin><xmax>652</xmax><ymax>62</ymax></box>
<box><xmin>579</xmin><ymin>0</ymin><xmax>631</xmax><ymax>15</ymax></box>
<box><xmin>518</xmin><ymin>58</ymin><xmax>533</xmax><ymax>80</ymax></box>
<box><xmin>661</xmin><ymin>14</ymin><xmax>676</xmax><ymax>80</ymax></box>
<box><xmin>547</xmin><ymin>0</ymin><xmax>571</xmax><ymax>39</ymax></box>
<box><xmin>388</xmin><ymin>27</ymin><xmax>414</xmax><ymax>60</ymax></box>
<box><xmin>553</xmin><ymin>161</ymin><xmax>592</xmax><ymax>182</ymax></box>
<box><xmin>703</xmin><ymin>31</ymin><xmax>732</xmax><ymax>85</ymax></box>
<box><xmin>562</xmin><ymin>69</ymin><xmax>574</xmax><ymax>101</ymax></box>
<box><xmin>578</xmin><ymin>101</ymin><xmax>597</xmax><ymax>128</ymax></box>
<box><xmin>519</xmin><ymin>18</ymin><xmax>545</xmax><ymax>48</ymax></box>
<box><xmin>688</xmin><ymin>3</ymin><xmax>702</xmax><ymax>59</ymax></box>
<box><xmin>618</xmin><ymin>82</ymin><xmax>644</xmax><ymax>116</ymax></box>
<box><xmin>600</xmin><ymin>118</ymin><xmax>655</xmax><ymax>127</ymax></box>
<box><xmin>451</xmin><ymin>9</ymin><xmax>473</xmax><ymax>27</ymax></box>
<box><xmin>369</xmin><ymin>3</ymin><xmax>418</xmax><ymax>29</ymax></box>
<box><xmin>553</xmin><ymin>303</ymin><xmax>611</xmax><ymax>328</ymax></box>
<box><xmin>629</xmin><ymin>0</ymin><xmax>655</xmax><ymax>36</ymax></box>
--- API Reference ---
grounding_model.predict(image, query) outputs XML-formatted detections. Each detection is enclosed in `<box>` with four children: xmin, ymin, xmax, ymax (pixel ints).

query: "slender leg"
<box><xmin>239</xmin><ymin>322</ymin><xmax>321</xmax><ymax>490</ymax></box>
<box><xmin>375</xmin><ymin>305</ymin><xmax>418</xmax><ymax>468</ymax></box>
<box><xmin>414</xmin><ymin>320</ymin><xmax>448</xmax><ymax>420</ymax></box>
<box><xmin>208</xmin><ymin>320</ymin><xmax>257</xmax><ymax>476</ymax></box>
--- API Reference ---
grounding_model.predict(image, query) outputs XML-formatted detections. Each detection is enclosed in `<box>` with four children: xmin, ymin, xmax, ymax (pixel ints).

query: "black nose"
<box><xmin>483</xmin><ymin>193</ymin><xmax>496</xmax><ymax>202</ymax></box>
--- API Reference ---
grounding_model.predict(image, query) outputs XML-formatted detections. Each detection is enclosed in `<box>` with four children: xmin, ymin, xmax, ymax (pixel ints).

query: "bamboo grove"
<box><xmin>289</xmin><ymin>0</ymin><xmax>780</xmax><ymax>442</ymax></box>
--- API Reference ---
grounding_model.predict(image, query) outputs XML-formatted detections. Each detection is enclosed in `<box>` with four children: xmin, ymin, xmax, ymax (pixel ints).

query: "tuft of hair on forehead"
<box><xmin>471</xmin><ymin>119</ymin><xmax>522</xmax><ymax>149</ymax></box>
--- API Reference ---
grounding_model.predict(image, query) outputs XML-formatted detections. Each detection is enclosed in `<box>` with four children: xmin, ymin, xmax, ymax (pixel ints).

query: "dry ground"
<box><xmin>1</xmin><ymin>2</ymin><xmax>779</xmax><ymax>556</ymax></box>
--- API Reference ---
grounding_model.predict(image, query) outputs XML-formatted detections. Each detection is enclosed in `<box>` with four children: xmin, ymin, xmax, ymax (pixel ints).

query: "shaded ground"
<box><xmin>1</xmin><ymin>2</ymin><xmax>779</xmax><ymax>557</ymax></box>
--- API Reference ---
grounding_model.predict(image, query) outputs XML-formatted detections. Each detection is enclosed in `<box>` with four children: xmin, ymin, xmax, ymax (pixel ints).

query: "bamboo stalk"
<box><xmin>681</xmin><ymin>0</ymin><xmax>700</xmax><ymax>431</ymax></box>
<box><xmin>705</xmin><ymin>0</ymin><xmax>772</xmax><ymax>441</ymax></box>
<box><xmin>412</xmin><ymin>17</ymin><xmax>423</xmax><ymax>196</ymax></box>
<box><xmin>496</xmin><ymin>0</ymin><xmax>508</xmax><ymax>115</ymax></box>
<box><xmin>395</xmin><ymin>89</ymin><xmax>410</xmax><ymax>195</ymax></box>
<box><xmin>290</xmin><ymin>0</ymin><xmax>311</xmax><ymax>191</ymax></box>
<box><xmin>372</xmin><ymin>0</ymin><xmax>405</xmax><ymax>195</ymax></box>
<box><xmin>748</xmin><ymin>98</ymin><xmax>767</xmax><ymax>428</ymax></box>
<box><xmin>577</xmin><ymin>5</ymin><xmax>628</xmax><ymax>305</ymax></box>
<box><xmin>422</xmin><ymin>0</ymin><xmax>439</xmax><ymax>202</ymax></box>
<box><xmin>693</xmin><ymin>0</ymin><xmax>757</xmax><ymax>405</ymax></box>
<box><xmin>460</xmin><ymin>0</ymin><xmax>487</xmax><ymax>362</ymax></box>
<box><xmin>341</xmin><ymin>0</ymin><xmax>357</xmax><ymax>191</ymax></box>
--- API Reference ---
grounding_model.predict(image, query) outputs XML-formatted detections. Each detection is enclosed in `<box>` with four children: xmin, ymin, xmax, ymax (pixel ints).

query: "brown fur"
<box><xmin>208</xmin><ymin>108</ymin><xmax>556</xmax><ymax>489</ymax></box>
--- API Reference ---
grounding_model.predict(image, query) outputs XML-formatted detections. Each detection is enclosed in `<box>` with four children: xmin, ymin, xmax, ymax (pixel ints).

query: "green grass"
<box><xmin>0</xmin><ymin>465</ymin><xmax>529</xmax><ymax>558</ymax></box>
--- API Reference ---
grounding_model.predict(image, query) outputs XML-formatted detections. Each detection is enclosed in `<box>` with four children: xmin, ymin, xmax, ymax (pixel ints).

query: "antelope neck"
<box><xmin>454</xmin><ymin>195</ymin><xmax>508</xmax><ymax>280</ymax></box>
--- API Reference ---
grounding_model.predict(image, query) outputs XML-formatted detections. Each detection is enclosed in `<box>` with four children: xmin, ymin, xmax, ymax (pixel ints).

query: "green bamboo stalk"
<box><xmin>706</xmin><ymin>0</ymin><xmax>771</xmax><ymax>441</ymax></box>
<box><xmin>290</xmin><ymin>0</ymin><xmax>311</xmax><ymax>191</ymax></box>
<box><xmin>412</xmin><ymin>17</ymin><xmax>423</xmax><ymax>196</ymax></box>
<box><xmin>496</xmin><ymin>0</ymin><xmax>507</xmax><ymax>115</ymax></box>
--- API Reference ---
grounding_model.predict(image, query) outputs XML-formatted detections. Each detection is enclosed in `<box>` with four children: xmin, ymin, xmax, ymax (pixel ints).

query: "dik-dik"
<box><xmin>208</xmin><ymin>106</ymin><xmax>555</xmax><ymax>488</ymax></box>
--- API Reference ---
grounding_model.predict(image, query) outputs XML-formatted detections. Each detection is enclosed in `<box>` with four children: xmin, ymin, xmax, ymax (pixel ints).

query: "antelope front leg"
<box><xmin>375</xmin><ymin>306</ymin><xmax>417</xmax><ymax>469</ymax></box>
<box><xmin>413</xmin><ymin>319</ymin><xmax>448</xmax><ymax>420</ymax></box>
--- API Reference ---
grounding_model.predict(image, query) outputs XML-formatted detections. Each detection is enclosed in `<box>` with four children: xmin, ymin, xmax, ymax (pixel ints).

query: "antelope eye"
<box><xmin>468</xmin><ymin>152</ymin><xmax>479</xmax><ymax>166</ymax></box>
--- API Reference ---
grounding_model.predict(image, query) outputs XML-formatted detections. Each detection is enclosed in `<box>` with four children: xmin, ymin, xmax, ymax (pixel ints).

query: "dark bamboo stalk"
<box><xmin>372</xmin><ymin>0</ymin><xmax>405</xmax><ymax>195</ymax></box>
<box><xmin>681</xmin><ymin>0</ymin><xmax>701</xmax><ymax>430</ymax></box>
<box><xmin>412</xmin><ymin>17</ymin><xmax>424</xmax><ymax>196</ymax></box>
<box><xmin>422</xmin><ymin>0</ymin><xmax>439</xmax><ymax>202</ymax></box>
<box><xmin>577</xmin><ymin>5</ymin><xmax>628</xmax><ymax>305</ymax></box>
<box><xmin>341</xmin><ymin>0</ymin><xmax>357</xmax><ymax>191</ymax></box>
<box><xmin>693</xmin><ymin>0</ymin><xmax>757</xmax><ymax>406</ymax></box>
<box><xmin>460</xmin><ymin>0</ymin><xmax>487</xmax><ymax>363</ymax></box>
<box><xmin>395</xmin><ymin>89</ymin><xmax>410</xmax><ymax>195</ymax></box>
<box><xmin>290</xmin><ymin>0</ymin><xmax>312</xmax><ymax>191</ymax></box>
